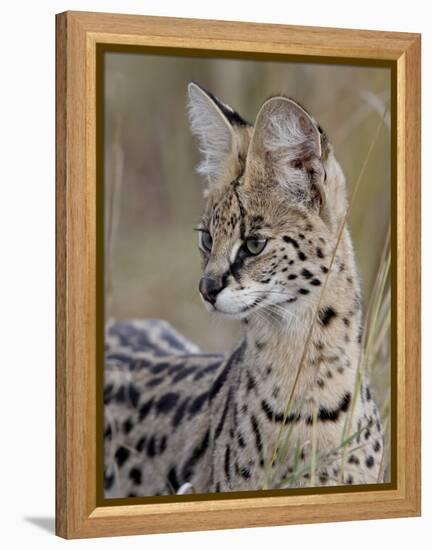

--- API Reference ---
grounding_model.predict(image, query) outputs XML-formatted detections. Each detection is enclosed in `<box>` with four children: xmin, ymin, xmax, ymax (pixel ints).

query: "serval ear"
<box><xmin>247</xmin><ymin>96</ymin><xmax>326</xmax><ymax>211</ymax></box>
<box><xmin>187</xmin><ymin>82</ymin><xmax>249</xmax><ymax>187</ymax></box>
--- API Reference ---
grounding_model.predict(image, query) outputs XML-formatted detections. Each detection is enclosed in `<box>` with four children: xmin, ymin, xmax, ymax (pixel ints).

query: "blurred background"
<box><xmin>104</xmin><ymin>51</ymin><xmax>390</xmax><ymax>353</ymax></box>
<box><xmin>104</xmin><ymin>52</ymin><xmax>392</xmax><ymax>478</ymax></box>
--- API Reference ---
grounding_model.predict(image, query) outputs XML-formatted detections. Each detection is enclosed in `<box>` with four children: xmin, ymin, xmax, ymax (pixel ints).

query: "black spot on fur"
<box><xmin>283</xmin><ymin>236</ymin><xmax>299</xmax><ymax>249</ymax></box>
<box><xmin>239</xmin><ymin>465</ymin><xmax>251</xmax><ymax>479</ymax></box>
<box><xmin>156</xmin><ymin>392</ymin><xmax>180</xmax><ymax>414</ymax></box>
<box><xmin>115</xmin><ymin>446</ymin><xmax>130</xmax><ymax>467</ymax></box>
<box><xmin>301</xmin><ymin>268</ymin><xmax>313</xmax><ymax>279</ymax></box>
<box><xmin>104</xmin><ymin>383</ymin><xmax>114</xmax><ymax>405</ymax></box>
<box><xmin>104</xmin><ymin>470</ymin><xmax>114</xmax><ymax>490</ymax></box>
<box><xmin>320</xmin><ymin>266</ymin><xmax>328</xmax><ymax>274</ymax></box>
<box><xmin>147</xmin><ymin>376</ymin><xmax>164</xmax><ymax>387</ymax></box>
<box><xmin>171</xmin><ymin>397</ymin><xmax>191</xmax><ymax>429</ymax></box>
<box><xmin>288</xmin><ymin>274</ymin><xmax>297</xmax><ymax>280</ymax></box>
<box><xmin>356</xmin><ymin>421</ymin><xmax>362</xmax><ymax>443</ymax></box>
<box><xmin>151</xmin><ymin>362</ymin><xmax>171</xmax><ymax>374</ymax></box>
<box><xmin>316</xmin><ymin>247</ymin><xmax>324</xmax><ymax>258</ymax></box>
<box><xmin>193</xmin><ymin>360</ymin><xmax>222</xmax><ymax>381</ymax></box>
<box><xmin>374</xmin><ymin>440</ymin><xmax>381</xmax><ymax>453</ymax></box>
<box><xmin>104</xmin><ymin>424</ymin><xmax>112</xmax><ymax>440</ymax></box>
<box><xmin>250</xmin><ymin>415</ymin><xmax>264</xmax><ymax>464</ymax></box>
<box><xmin>210</xmin><ymin>342</ymin><xmax>245</xmax><ymax>401</ymax></box>
<box><xmin>168</xmin><ymin>467</ymin><xmax>180</xmax><ymax>492</ymax></box>
<box><xmin>299</xmin><ymin>288</ymin><xmax>310</xmax><ymax>295</ymax></box>
<box><xmin>310</xmin><ymin>278</ymin><xmax>321</xmax><ymax>286</ymax></box>
<box><xmin>298</xmin><ymin>251</ymin><xmax>307</xmax><ymax>261</ymax></box>
<box><xmin>215</xmin><ymin>387</ymin><xmax>233</xmax><ymax>439</ymax></box>
<box><xmin>128</xmin><ymin>384</ymin><xmax>140</xmax><ymax>408</ymax></box>
<box><xmin>319</xmin><ymin>471</ymin><xmax>329</xmax><ymax>483</ymax></box>
<box><xmin>224</xmin><ymin>445</ymin><xmax>231</xmax><ymax>482</ymax></box>
<box><xmin>172</xmin><ymin>365</ymin><xmax>198</xmax><ymax>383</ymax></box>
<box><xmin>348</xmin><ymin>455</ymin><xmax>360</xmax><ymax>465</ymax></box>
<box><xmin>115</xmin><ymin>386</ymin><xmax>126</xmax><ymax>403</ymax></box>
<box><xmin>189</xmin><ymin>392</ymin><xmax>209</xmax><ymax>416</ymax></box>
<box><xmin>319</xmin><ymin>307</ymin><xmax>337</xmax><ymax>326</ymax></box>
<box><xmin>181</xmin><ymin>429</ymin><xmax>210</xmax><ymax>481</ymax></box>
<box><xmin>129</xmin><ymin>467</ymin><xmax>142</xmax><ymax>485</ymax></box>
<box><xmin>246</xmin><ymin>371</ymin><xmax>257</xmax><ymax>393</ymax></box>
<box><xmin>159</xmin><ymin>435</ymin><xmax>167</xmax><ymax>454</ymax></box>
<box><xmin>306</xmin><ymin>392</ymin><xmax>351</xmax><ymax>423</ymax></box>
<box><xmin>139</xmin><ymin>397</ymin><xmax>154</xmax><ymax>421</ymax></box>
<box><xmin>136</xmin><ymin>436</ymin><xmax>147</xmax><ymax>453</ymax></box>
<box><xmin>365</xmin><ymin>455</ymin><xmax>375</xmax><ymax>468</ymax></box>
<box><xmin>237</xmin><ymin>432</ymin><xmax>246</xmax><ymax>448</ymax></box>
<box><xmin>261</xmin><ymin>400</ymin><xmax>282</xmax><ymax>423</ymax></box>
<box><xmin>286</xmin><ymin>412</ymin><xmax>302</xmax><ymax>424</ymax></box>
<box><xmin>147</xmin><ymin>435</ymin><xmax>157</xmax><ymax>457</ymax></box>
<box><xmin>340</xmin><ymin>392</ymin><xmax>351</xmax><ymax>412</ymax></box>
<box><xmin>123</xmin><ymin>418</ymin><xmax>133</xmax><ymax>434</ymax></box>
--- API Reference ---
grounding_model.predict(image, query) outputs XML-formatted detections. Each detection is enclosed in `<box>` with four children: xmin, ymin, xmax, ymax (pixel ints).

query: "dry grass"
<box><xmin>265</xmin><ymin>108</ymin><xmax>391</xmax><ymax>489</ymax></box>
<box><xmin>104</xmin><ymin>59</ymin><xmax>392</xmax><ymax>492</ymax></box>
<box><xmin>266</xmin><ymin>235</ymin><xmax>391</xmax><ymax>489</ymax></box>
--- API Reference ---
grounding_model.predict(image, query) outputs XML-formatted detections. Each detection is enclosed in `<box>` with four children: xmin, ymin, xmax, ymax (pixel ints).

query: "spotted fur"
<box><xmin>104</xmin><ymin>83</ymin><xmax>384</xmax><ymax>497</ymax></box>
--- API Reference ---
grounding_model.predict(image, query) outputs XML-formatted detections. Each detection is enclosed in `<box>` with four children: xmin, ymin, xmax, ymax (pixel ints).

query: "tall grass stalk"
<box><xmin>268</xmin><ymin>104</ymin><xmax>389</xmax><ymax>480</ymax></box>
<box><xmin>338</xmin><ymin>228</ymin><xmax>390</xmax><ymax>484</ymax></box>
<box><xmin>105</xmin><ymin>77</ymin><xmax>125</xmax><ymax>319</ymax></box>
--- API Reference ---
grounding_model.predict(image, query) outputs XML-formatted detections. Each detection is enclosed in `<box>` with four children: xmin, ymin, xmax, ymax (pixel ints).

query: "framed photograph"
<box><xmin>55</xmin><ymin>11</ymin><xmax>421</xmax><ymax>538</ymax></box>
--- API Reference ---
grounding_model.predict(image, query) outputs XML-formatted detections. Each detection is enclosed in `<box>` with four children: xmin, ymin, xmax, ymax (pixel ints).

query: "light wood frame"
<box><xmin>55</xmin><ymin>10</ymin><xmax>421</xmax><ymax>539</ymax></box>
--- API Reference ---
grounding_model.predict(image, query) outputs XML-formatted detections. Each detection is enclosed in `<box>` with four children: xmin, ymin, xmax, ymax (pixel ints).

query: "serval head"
<box><xmin>187</xmin><ymin>82</ymin><xmax>350</xmax><ymax>321</ymax></box>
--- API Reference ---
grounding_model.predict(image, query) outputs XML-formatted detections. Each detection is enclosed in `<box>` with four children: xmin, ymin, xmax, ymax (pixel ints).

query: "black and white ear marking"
<box><xmin>187</xmin><ymin>82</ymin><xmax>247</xmax><ymax>185</ymax></box>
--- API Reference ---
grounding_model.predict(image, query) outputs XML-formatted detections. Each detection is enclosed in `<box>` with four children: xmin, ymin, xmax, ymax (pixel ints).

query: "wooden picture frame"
<box><xmin>55</xmin><ymin>10</ymin><xmax>421</xmax><ymax>539</ymax></box>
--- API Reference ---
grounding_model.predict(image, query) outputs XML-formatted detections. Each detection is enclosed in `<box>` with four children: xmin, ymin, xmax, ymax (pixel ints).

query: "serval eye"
<box><xmin>198</xmin><ymin>230</ymin><xmax>213</xmax><ymax>252</ymax></box>
<box><xmin>245</xmin><ymin>237</ymin><xmax>267</xmax><ymax>256</ymax></box>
